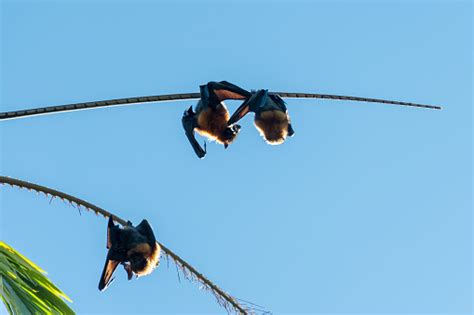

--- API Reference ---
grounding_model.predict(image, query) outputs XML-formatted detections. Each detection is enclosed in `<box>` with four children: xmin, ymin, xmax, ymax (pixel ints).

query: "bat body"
<box><xmin>98</xmin><ymin>217</ymin><xmax>161</xmax><ymax>291</ymax></box>
<box><xmin>229</xmin><ymin>89</ymin><xmax>295</xmax><ymax>145</ymax></box>
<box><xmin>0</xmin><ymin>81</ymin><xmax>441</xmax><ymax>158</ymax></box>
<box><xmin>182</xmin><ymin>81</ymin><xmax>251</xmax><ymax>158</ymax></box>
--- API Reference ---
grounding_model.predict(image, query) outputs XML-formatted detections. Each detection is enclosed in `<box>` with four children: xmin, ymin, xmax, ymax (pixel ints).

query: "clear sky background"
<box><xmin>1</xmin><ymin>1</ymin><xmax>472</xmax><ymax>314</ymax></box>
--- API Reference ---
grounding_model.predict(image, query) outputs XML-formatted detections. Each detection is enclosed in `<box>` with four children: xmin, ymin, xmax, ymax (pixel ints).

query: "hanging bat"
<box><xmin>98</xmin><ymin>216</ymin><xmax>161</xmax><ymax>291</ymax></box>
<box><xmin>0</xmin><ymin>84</ymin><xmax>441</xmax><ymax>155</ymax></box>
<box><xmin>228</xmin><ymin>89</ymin><xmax>441</xmax><ymax>146</ymax></box>
<box><xmin>228</xmin><ymin>89</ymin><xmax>295</xmax><ymax>145</ymax></box>
<box><xmin>181</xmin><ymin>81</ymin><xmax>252</xmax><ymax>158</ymax></box>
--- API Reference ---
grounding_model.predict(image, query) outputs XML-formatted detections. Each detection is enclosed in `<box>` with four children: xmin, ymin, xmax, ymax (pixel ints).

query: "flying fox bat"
<box><xmin>98</xmin><ymin>216</ymin><xmax>161</xmax><ymax>291</ymax></box>
<box><xmin>228</xmin><ymin>88</ymin><xmax>441</xmax><ymax>146</ymax></box>
<box><xmin>0</xmin><ymin>85</ymin><xmax>441</xmax><ymax>156</ymax></box>
<box><xmin>181</xmin><ymin>81</ymin><xmax>251</xmax><ymax>158</ymax></box>
<box><xmin>228</xmin><ymin>89</ymin><xmax>295</xmax><ymax>145</ymax></box>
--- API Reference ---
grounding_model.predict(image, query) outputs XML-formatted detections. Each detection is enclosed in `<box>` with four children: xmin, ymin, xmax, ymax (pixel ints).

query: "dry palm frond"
<box><xmin>0</xmin><ymin>91</ymin><xmax>441</xmax><ymax>121</ymax></box>
<box><xmin>0</xmin><ymin>176</ymin><xmax>264</xmax><ymax>314</ymax></box>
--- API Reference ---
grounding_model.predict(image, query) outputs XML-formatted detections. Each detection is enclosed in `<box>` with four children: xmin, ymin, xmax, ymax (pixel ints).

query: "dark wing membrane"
<box><xmin>208</xmin><ymin>81</ymin><xmax>252</xmax><ymax>102</ymax></box>
<box><xmin>98</xmin><ymin>255</ymin><xmax>120</xmax><ymax>291</ymax></box>
<box><xmin>135</xmin><ymin>219</ymin><xmax>157</xmax><ymax>245</ymax></box>
<box><xmin>185</xmin><ymin>129</ymin><xmax>206</xmax><ymax>159</ymax></box>
<box><xmin>288</xmin><ymin>123</ymin><xmax>295</xmax><ymax>137</ymax></box>
<box><xmin>213</xmin><ymin>89</ymin><xmax>248</xmax><ymax>101</ymax></box>
<box><xmin>269</xmin><ymin>94</ymin><xmax>289</xmax><ymax>112</ymax></box>
<box><xmin>106</xmin><ymin>216</ymin><xmax>116</xmax><ymax>249</ymax></box>
<box><xmin>227</xmin><ymin>103</ymin><xmax>251</xmax><ymax>125</ymax></box>
<box><xmin>182</xmin><ymin>107</ymin><xmax>206</xmax><ymax>159</ymax></box>
<box><xmin>228</xmin><ymin>89</ymin><xmax>268</xmax><ymax>125</ymax></box>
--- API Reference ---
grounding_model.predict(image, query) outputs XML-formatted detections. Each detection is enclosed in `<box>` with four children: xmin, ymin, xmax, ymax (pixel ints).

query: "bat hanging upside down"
<box><xmin>228</xmin><ymin>89</ymin><xmax>295</xmax><ymax>145</ymax></box>
<box><xmin>98</xmin><ymin>216</ymin><xmax>161</xmax><ymax>291</ymax></box>
<box><xmin>0</xmin><ymin>79</ymin><xmax>439</xmax><ymax>157</ymax></box>
<box><xmin>181</xmin><ymin>81</ymin><xmax>252</xmax><ymax>158</ymax></box>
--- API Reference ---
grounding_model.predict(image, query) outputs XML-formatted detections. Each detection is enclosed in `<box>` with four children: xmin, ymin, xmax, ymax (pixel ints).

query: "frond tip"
<box><xmin>0</xmin><ymin>241</ymin><xmax>75</xmax><ymax>314</ymax></box>
<box><xmin>0</xmin><ymin>175</ymin><xmax>266</xmax><ymax>314</ymax></box>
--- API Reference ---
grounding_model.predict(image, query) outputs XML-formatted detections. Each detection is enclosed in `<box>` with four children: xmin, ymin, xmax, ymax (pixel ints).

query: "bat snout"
<box><xmin>123</xmin><ymin>262</ymin><xmax>134</xmax><ymax>280</ymax></box>
<box><xmin>232</xmin><ymin>124</ymin><xmax>241</xmax><ymax>133</ymax></box>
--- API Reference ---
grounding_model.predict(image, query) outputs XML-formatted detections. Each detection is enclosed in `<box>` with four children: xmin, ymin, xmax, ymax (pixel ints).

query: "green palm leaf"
<box><xmin>0</xmin><ymin>241</ymin><xmax>74</xmax><ymax>314</ymax></box>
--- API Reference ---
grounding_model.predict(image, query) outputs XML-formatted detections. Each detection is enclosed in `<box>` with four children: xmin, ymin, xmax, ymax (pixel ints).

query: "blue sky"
<box><xmin>1</xmin><ymin>1</ymin><xmax>471</xmax><ymax>314</ymax></box>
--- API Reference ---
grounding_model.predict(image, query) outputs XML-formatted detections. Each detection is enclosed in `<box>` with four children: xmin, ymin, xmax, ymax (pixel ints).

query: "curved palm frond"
<box><xmin>0</xmin><ymin>91</ymin><xmax>441</xmax><ymax>121</ymax></box>
<box><xmin>0</xmin><ymin>241</ymin><xmax>74</xmax><ymax>314</ymax></box>
<box><xmin>0</xmin><ymin>176</ymin><xmax>261</xmax><ymax>315</ymax></box>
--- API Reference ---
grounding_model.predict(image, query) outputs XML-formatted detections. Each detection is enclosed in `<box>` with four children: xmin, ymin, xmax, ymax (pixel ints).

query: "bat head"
<box><xmin>128</xmin><ymin>243</ymin><xmax>160</xmax><ymax>278</ymax></box>
<box><xmin>129</xmin><ymin>253</ymin><xmax>148</xmax><ymax>274</ymax></box>
<box><xmin>221</xmin><ymin>124</ymin><xmax>241</xmax><ymax>148</ymax></box>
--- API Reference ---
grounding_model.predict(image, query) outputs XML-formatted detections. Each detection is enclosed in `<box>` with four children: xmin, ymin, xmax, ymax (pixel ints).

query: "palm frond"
<box><xmin>0</xmin><ymin>90</ymin><xmax>441</xmax><ymax>120</ymax></box>
<box><xmin>0</xmin><ymin>176</ymin><xmax>262</xmax><ymax>314</ymax></box>
<box><xmin>0</xmin><ymin>241</ymin><xmax>74</xmax><ymax>314</ymax></box>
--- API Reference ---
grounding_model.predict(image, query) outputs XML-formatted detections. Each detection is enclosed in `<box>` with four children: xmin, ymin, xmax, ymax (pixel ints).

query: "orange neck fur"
<box><xmin>132</xmin><ymin>242</ymin><xmax>161</xmax><ymax>277</ymax></box>
<box><xmin>254</xmin><ymin>110</ymin><xmax>289</xmax><ymax>145</ymax></box>
<box><xmin>196</xmin><ymin>105</ymin><xmax>231</xmax><ymax>144</ymax></box>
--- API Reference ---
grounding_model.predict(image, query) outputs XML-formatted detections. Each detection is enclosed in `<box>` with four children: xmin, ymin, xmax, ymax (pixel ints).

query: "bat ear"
<box><xmin>124</xmin><ymin>264</ymin><xmax>133</xmax><ymax>280</ymax></box>
<box><xmin>224</xmin><ymin>143</ymin><xmax>229</xmax><ymax>149</ymax></box>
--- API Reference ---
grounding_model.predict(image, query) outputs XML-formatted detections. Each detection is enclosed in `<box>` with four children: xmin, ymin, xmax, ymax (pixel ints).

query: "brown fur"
<box><xmin>254</xmin><ymin>110</ymin><xmax>289</xmax><ymax>145</ymax></box>
<box><xmin>127</xmin><ymin>243</ymin><xmax>151</xmax><ymax>256</ymax></box>
<box><xmin>129</xmin><ymin>242</ymin><xmax>161</xmax><ymax>277</ymax></box>
<box><xmin>195</xmin><ymin>104</ymin><xmax>231</xmax><ymax>144</ymax></box>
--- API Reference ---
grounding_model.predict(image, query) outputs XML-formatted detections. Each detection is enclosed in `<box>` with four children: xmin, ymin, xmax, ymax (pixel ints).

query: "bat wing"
<box><xmin>182</xmin><ymin>106</ymin><xmax>206</xmax><ymax>159</ymax></box>
<box><xmin>228</xmin><ymin>89</ymin><xmax>268</xmax><ymax>125</ymax></box>
<box><xmin>135</xmin><ymin>219</ymin><xmax>157</xmax><ymax>246</ymax></box>
<box><xmin>106</xmin><ymin>216</ymin><xmax>116</xmax><ymax>249</ymax></box>
<box><xmin>207</xmin><ymin>81</ymin><xmax>252</xmax><ymax>103</ymax></box>
<box><xmin>288</xmin><ymin>123</ymin><xmax>295</xmax><ymax>137</ymax></box>
<box><xmin>270</xmin><ymin>94</ymin><xmax>294</xmax><ymax>136</ymax></box>
<box><xmin>98</xmin><ymin>252</ymin><xmax>120</xmax><ymax>291</ymax></box>
<box><xmin>269</xmin><ymin>94</ymin><xmax>289</xmax><ymax>112</ymax></box>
